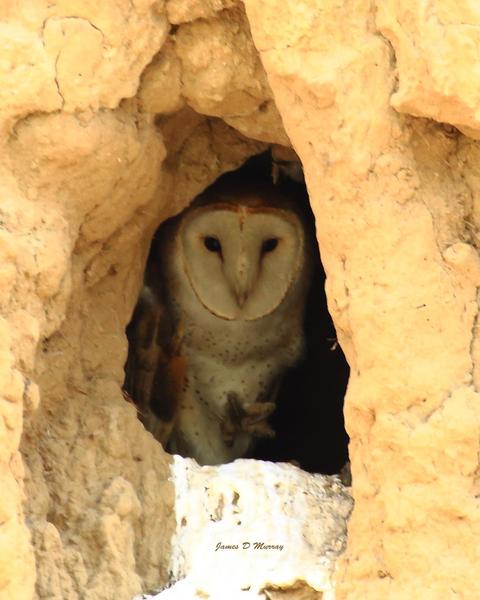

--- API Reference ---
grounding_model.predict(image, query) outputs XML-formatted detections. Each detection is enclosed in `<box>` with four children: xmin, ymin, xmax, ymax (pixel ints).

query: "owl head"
<box><xmin>176</xmin><ymin>177</ymin><xmax>310</xmax><ymax>321</ymax></box>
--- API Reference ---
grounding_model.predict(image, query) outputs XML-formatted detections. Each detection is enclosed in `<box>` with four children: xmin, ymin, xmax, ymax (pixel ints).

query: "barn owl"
<box><xmin>125</xmin><ymin>175</ymin><xmax>313</xmax><ymax>465</ymax></box>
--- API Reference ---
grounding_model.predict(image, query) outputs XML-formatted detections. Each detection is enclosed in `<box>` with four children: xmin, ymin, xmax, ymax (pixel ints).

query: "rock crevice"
<box><xmin>0</xmin><ymin>1</ymin><xmax>479</xmax><ymax>599</ymax></box>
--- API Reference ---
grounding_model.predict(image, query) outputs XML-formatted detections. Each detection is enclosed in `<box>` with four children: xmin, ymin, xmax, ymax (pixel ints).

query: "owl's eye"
<box><xmin>262</xmin><ymin>238</ymin><xmax>279</xmax><ymax>253</ymax></box>
<box><xmin>204</xmin><ymin>236</ymin><xmax>222</xmax><ymax>253</ymax></box>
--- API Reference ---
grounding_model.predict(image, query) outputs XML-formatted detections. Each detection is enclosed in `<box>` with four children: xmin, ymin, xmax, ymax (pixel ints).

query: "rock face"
<box><xmin>377</xmin><ymin>1</ymin><xmax>480</xmax><ymax>138</ymax></box>
<box><xmin>244</xmin><ymin>1</ymin><xmax>480</xmax><ymax>599</ymax></box>
<box><xmin>134</xmin><ymin>458</ymin><xmax>351</xmax><ymax>600</ymax></box>
<box><xmin>1</xmin><ymin>1</ymin><xmax>480</xmax><ymax>600</ymax></box>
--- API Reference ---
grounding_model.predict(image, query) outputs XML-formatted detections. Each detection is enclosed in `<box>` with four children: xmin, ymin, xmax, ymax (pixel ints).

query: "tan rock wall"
<box><xmin>377</xmin><ymin>1</ymin><xmax>480</xmax><ymax>138</ymax></box>
<box><xmin>244</xmin><ymin>1</ymin><xmax>480</xmax><ymax>598</ymax></box>
<box><xmin>0</xmin><ymin>3</ymin><xmax>266</xmax><ymax>599</ymax></box>
<box><xmin>1</xmin><ymin>0</ymin><xmax>480</xmax><ymax>599</ymax></box>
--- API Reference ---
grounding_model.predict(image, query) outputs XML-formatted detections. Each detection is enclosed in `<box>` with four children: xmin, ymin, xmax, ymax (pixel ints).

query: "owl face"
<box><xmin>179</xmin><ymin>202</ymin><xmax>305</xmax><ymax>321</ymax></box>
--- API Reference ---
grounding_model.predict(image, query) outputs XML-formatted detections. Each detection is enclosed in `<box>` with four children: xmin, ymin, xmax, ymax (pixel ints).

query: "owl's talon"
<box><xmin>242</xmin><ymin>401</ymin><xmax>275</xmax><ymax>423</ymax></box>
<box><xmin>244</xmin><ymin>420</ymin><xmax>276</xmax><ymax>439</ymax></box>
<box><xmin>221</xmin><ymin>394</ymin><xmax>276</xmax><ymax>442</ymax></box>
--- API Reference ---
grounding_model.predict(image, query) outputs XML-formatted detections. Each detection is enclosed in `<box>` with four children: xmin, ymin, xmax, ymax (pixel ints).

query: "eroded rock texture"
<box><xmin>1</xmin><ymin>1</ymin><xmax>480</xmax><ymax>600</ymax></box>
<box><xmin>377</xmin><ymin>1</ymin><xmax>480</xmax><ymax>138</ymax></box>
<box><xmin>1</xmin><ymin>3</ymin><xmax>267</xmax><ymax>600</ymax></box>
<box><xmin>141</xmin><ymin>459</ymin><xmax>351</xmax><ymax>600</ymax></box>
<box><xmin>244</xmin><ymin>0</ymin><xmax>480</xmax><ymax>598</ymax></box>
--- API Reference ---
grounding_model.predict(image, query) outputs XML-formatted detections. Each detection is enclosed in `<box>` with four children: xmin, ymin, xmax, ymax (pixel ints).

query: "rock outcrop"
<box><xmin>1</xmin><ymin>1</ymin><xmax>480</xmax><ymax>599</ymax></box>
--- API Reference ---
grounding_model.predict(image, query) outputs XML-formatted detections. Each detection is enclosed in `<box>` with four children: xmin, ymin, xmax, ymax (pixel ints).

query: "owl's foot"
<box><xmin>221</xmin><ymin>393</ymin><xmax>276</xmax><ymax>446</ymax></box>
<box><xmin>239</xmin><ymin>402</ymin><xmax>276</xmax><ymax>438</ymax></box>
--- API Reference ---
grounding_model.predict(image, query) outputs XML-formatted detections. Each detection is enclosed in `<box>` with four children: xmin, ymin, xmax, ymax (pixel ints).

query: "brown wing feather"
<box><xmin>124</xmin><ymin>285</ymin><xmax>184</xmax><ymax>446</ymax></box>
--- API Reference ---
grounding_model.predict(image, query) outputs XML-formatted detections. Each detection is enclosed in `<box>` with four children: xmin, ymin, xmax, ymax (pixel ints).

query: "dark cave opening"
<box><xmin>125</xmin><ymin>150</ymin><xmax>349</xmax><ymax>476</ymax></box>
<box><xmin>251</xmin><ymin>238</ymin><xmax>350</xmax><ymax>474</ymax></box>
<box><xmin>239</xmin><ymin>153</ymin><xmax>349</xmax><ymax>475</ymax></box>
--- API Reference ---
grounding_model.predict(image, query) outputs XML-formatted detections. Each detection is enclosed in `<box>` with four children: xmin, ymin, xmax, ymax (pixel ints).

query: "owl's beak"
<box><xmin>229</xmin><ymin>252</ymin><xmax>257</xmax><ymax>309</ymax></box>
<box><xmin>234</xmin><ymin>273</ymin><xmax>251</xmax><ymax>308</ymax></box>
<box><xmin>236</xmin><ymin>288</ymin><xmax>248</xmax><ymax>308</ymax></box>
